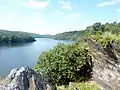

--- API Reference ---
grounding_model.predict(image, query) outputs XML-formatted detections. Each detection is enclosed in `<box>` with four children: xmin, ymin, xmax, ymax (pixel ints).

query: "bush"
<box><xmin>35</xmin><ymin>43</ymin><xmax>93</xmax><ymax>86</ymax></box>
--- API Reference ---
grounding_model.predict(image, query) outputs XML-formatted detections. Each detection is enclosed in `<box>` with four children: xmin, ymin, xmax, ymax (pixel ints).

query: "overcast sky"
<box><xmin>0</xmin><ymin>0</ymin><xmax>120</xmax><ymax>35</ymax></box>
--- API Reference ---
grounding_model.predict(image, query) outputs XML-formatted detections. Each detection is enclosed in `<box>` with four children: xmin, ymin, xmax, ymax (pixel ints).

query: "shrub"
<box><xmin>35</xmin><ymin>43</ymin><xmax>93</xmax><ymax>86</ymax></box>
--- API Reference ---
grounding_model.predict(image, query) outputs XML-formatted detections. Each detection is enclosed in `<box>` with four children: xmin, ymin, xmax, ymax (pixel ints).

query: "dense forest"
<box><xmin>0</xmin><ymin>30</ymin><xmax>36</xmax><ymax>43</ymax></box>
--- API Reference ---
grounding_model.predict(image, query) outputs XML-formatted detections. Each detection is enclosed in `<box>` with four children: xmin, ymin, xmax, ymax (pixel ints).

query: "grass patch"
<box><xmin>0</xmin><ymin>77</ymin><xmax>10</xmax><ymax>85</ymax></box>
<box><xmin>57</xmin><ymin>81</ymin><xmax>100</xmax><ymax>90</ymax></box>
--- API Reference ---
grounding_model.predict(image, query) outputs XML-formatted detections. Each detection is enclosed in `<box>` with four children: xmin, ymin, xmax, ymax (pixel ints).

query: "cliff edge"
<box><xmin>87</xmin><ymin>38</ymin><xmax>120</xmax><ymax>90</ymax></box>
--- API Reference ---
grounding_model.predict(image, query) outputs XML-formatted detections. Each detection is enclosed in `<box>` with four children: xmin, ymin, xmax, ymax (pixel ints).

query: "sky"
<box><xmin>0</xmin><ymin>0</ymin><xmax>120</xmax><ymax>35</ymax></box>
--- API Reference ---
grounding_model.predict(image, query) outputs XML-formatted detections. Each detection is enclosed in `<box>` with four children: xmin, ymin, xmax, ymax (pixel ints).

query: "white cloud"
<box><xmin>98</xmin><ymin>1</ymin><xmax>115</xmax><ymax>7</ymax></box>
<box><xmin>117</xmin><ymin>9</ymin><xmax>120</xmax><ymax>12</ymax></box>
<box><xmin>59</xmin><ymin>0</ymin><xmax>72</xmax><ymax>10</ymax></box>
<box><xmin>116</xmin><ymin>0</ymin><xmax>120</xmax><ymax>2</ymax></box>
<box><xmin>98</xmin><ymin>0</ymin><xmax>120</xmax><ymax>7</ymax></box>
<box><xmin>25</xmin><ymin>0</ymin><xmax>49</xmax><ymax>9</ymax></box>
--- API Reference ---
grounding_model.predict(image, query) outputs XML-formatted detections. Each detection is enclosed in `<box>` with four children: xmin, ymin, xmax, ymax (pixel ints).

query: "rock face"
<box><xmin>0</xmin><ymin>66</ymin><xmax>51</xmax><ymax>90</ymax></box>
<box><xmin>87</xmin><ymin>38</ymin><xmax>120</xmax><ymax>90</ymax></box>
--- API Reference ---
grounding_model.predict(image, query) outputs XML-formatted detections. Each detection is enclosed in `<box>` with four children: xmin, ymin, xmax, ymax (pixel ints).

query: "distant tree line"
<box><xmin>53</xmin><ymin>30</ymin><xmax>86</xmax><ymax>41</ymax></box>
<box><xmin>28</xmin><ymin>33</ymin><xmax>53</xmax><ymax>38</ymax></box>
<box><xmin>0</xmin><ymin>30</ymin><xmax>36</xmax><ymax>44</ymax></box>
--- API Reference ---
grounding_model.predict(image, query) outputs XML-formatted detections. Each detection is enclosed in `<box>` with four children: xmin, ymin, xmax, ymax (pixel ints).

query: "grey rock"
<box><xmin>87</xmin><ymin>38</ymin><xmax>120</xmax><ymax>90</ymax></box>
<box><xmin>0</xmin><ymin>66</ymin><xmax>52</xmax><ymax>90</ymax></box>
<box><xmin>6</xmin><ymin>68</ymin><xmax>18</xmax><ymax>82</ymax></box>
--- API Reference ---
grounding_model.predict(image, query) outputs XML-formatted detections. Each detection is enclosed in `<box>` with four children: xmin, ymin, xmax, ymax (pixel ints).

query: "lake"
<box><xmin>0</xmin><ymin>38</ymin><xmax>73</xmax><ymax>76</ymax></box>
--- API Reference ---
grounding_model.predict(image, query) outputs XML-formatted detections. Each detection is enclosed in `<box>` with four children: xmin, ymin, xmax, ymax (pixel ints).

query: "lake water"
<box><xmin>0</xmin><ymin>38</ymin><xmax>73</xmax><ymax>76</ymax></box>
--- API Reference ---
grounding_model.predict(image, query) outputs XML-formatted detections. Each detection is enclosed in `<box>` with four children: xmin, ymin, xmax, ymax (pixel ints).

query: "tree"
<box><xmin>92</xmin><ymin>22</ymin><xmax>105</xmax><ymax>32</ymax></box>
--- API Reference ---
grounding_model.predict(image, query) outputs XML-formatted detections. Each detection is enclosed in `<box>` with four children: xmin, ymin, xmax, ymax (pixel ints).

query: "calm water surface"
<box><xmin>0</xmin><ymin>38</ymin><xmax>73</xmax><ymax>76</ymax></box>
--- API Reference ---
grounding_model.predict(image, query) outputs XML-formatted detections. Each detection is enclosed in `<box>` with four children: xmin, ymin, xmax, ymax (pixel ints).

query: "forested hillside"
<box><xmin>28</xmin><ymin>33</ymin><xmax>53</xmax><ymax>38</ymax></box>
<box><xmin>53</xmin><ymin>22</ymin><xmax>120</xmax><ymax>41</ymax></box>
<box><xmin>0</xmin><ymin>30</ymin><xmax>36</xmax><ymax>43</ymax></box>
<box><xmin>53</xmin><ymin>30</ymin><xmax>86</xmax><ymax>40</ymax></box>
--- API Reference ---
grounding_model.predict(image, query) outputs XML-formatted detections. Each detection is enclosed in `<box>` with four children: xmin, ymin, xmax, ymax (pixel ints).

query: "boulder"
<box><xmin>0</xmin><ymin>66</ymin><xmax>52</xmax><ymax>90</ymax></box>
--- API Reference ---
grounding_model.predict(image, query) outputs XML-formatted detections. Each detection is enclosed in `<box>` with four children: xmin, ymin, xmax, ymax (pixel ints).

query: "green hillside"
<box><xmin>0</xmin><ymin>30</ymin><xmax>36</xmax><ymax>44</ymax></box>
<box><xmin>53</xmin><ymin>22</ymin><xmax>120</xmax><ymax>41</ymax></box>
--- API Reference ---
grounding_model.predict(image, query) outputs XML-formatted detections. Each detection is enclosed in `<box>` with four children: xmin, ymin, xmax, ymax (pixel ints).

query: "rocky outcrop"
<box><xmin>87</xmin><ymin>38</ymin><xmax>120</xmax><ymax>90</ymax></box>
<box><xmin>0</xmin><ymin>66</ymin><xmax>52</xmax><ymax>90</ymax></box>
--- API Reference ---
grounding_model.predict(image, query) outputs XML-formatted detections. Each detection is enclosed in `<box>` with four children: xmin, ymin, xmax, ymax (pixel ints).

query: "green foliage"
<box><xmin>92</xmin><ymin>22</ymin><xmax>105</xmax><ymax>32</ymax></box>
<box><xmin>97</xmin><ymin>36</ymin><xmax>112</xmax><ymax>47</ymax></box>
<box><xmin>0</xmin><ymin>30</ymin><xmax>36</xmax><ymax>44</ymax></box>
<box><xmin>35</xmin><ymin>43</ymin><xmax>93</xmax><ymax>85</ymax></box>
<box><xmin>92</xmin><ymin>32</ymin><xmax>120</xmax><ymax>48</ymax></box>
<box><xmin>57</xmin><ymin>82</ymin><xmax>100</xmax><ymax>90</ymax></box>
<box><xmin>86</xmin><ymin>22</ymin><xmax>120</xmax><ymax>35</ymax></box>
<box><xmin>104</xmin><ymin>22</ymin><xmax>120</xmax><ymax>34</ymax></box>
<box><xmin>53</xmin><ymin>30</ymin><xmax>86</xmax><ymax>40</ymax></box>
